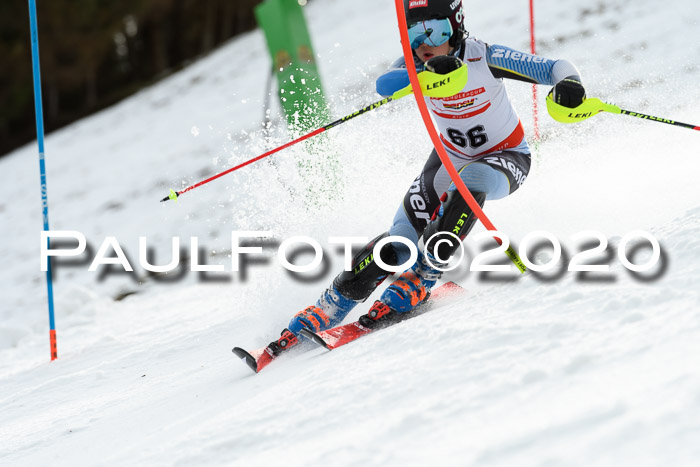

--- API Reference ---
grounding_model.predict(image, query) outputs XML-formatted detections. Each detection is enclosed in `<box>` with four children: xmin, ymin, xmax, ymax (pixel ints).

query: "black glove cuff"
<box><xmin>425</xmin><ymin>56</ymin><xmax>463</xmax><ymax>75</ymax></box>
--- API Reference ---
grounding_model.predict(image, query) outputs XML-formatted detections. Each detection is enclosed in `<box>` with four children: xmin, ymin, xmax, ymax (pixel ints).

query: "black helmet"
<box><xmin>404</xmin><ymin>0</ymin><xmax>468</xmax><ymax>47</ymax></box>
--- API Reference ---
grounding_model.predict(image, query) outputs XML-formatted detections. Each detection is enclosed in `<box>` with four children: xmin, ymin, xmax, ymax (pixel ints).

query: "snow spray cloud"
<box><xmin>39</xmin><ymin>230</ymin><xmax>666</xmax><ymax>283</ymax></box>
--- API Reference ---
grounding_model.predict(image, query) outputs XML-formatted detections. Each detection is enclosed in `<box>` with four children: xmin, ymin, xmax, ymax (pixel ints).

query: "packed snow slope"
<box><xmin>1</xmin><ymin>0</ymin><xmax>700</xmax><ymax>465</ymax></box>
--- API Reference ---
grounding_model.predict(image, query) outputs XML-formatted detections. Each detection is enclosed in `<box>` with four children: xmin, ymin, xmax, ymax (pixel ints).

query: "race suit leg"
<box><xmin>389</xmin><ymin>147</ymin><xmax>531</xmax><ymax>263</ymax></box>
<box><xmin>288</xmin><ymin>148</ymin><xmax>531</xmax><ymax>332</ymax></box>
<box><xmin>379</xmin><ymin>148</ymin><xmax>531</xmax><ymax>312</ymax></box>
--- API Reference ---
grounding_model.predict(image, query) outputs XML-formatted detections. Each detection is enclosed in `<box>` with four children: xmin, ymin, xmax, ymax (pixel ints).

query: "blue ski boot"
<box><xmin>288</xmin><ymin>285</ymin><xmax>360</xmax><ymax>334</ymax></box>
<box><xmin>379</xmin><ymin>251</ymin><xmax>444</xmax><ymax>313</ymax></box>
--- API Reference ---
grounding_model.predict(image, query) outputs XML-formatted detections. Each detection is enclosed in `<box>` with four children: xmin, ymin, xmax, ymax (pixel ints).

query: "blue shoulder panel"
<box><xmin>376</xmin><ymin>69</ymin><xmax>411</xmax><ymax>97</ymax></box>
<box><xmin>486</xmin><ymin>44</ymin><xmax>557</xmax><ymax>85</ymax></box>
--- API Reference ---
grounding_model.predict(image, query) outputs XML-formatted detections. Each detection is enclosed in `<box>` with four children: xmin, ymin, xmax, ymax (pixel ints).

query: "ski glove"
<box><xmin>549</xmin><ymin>77</ymin><xmax>586</xmax><ymax>108</ymax></box>
<box><xmin>425</xmin><ymin>55</ymin><xmax>463</xmax><ymax>75</ymax></box>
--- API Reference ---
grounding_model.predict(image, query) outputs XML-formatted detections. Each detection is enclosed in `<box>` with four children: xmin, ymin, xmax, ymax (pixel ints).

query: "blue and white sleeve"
<box><xmin>375</xmin><ymin>56</ymin><xmax>425</xmax><ymax>97</ymax></box>
<box><xmin>486</xmin><ymin>44</ymin><xmax>581</xmax><ymax>85</ymax></box>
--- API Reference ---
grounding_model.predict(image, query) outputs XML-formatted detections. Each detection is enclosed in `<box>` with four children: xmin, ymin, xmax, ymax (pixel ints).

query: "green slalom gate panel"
<box><xmin>255</xmin><ymin>0</ymin><xmax>340</xmax><ymax>206</ymax></box>
<box><xmin>255</xmin><ymin>0</ymin><xmax>329</xmax><ymax>133</ymax></box>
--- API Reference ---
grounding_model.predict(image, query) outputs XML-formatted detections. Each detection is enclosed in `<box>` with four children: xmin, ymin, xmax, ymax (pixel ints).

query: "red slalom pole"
<box><xmin>530</xmin><ymin>0</ymin><xmax>539</xmax><ymax>142</ymax></box>
<box><xmin>393</xmin><ymin>0</ymin><xmax>526</xmax><ymax>272</ymax></box>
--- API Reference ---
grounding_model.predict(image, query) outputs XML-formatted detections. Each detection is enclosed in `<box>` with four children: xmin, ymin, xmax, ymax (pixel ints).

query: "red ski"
<box><xmin>233</xmin><ymin>282</ymin><xmax>463</xmax><ymax>372</ymax></box>
<box><xmin>232</xmin><ymin>328</ymin><xmax>299</xmax><ymax>373</ymax></box>
<box><xmin>300</xmin><ymin>281</ymin><xmax>463</xmax><ymax>350</ymax></box>
<box><xmin>231</xmin><ymin>346</ymin><xmax>277</xmax><ymax>373</ymax></box>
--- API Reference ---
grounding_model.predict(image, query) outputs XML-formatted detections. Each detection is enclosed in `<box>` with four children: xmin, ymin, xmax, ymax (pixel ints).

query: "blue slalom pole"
<box><xmin>28</xmin><ymin>0</ymin><xmax>58</xmax><ymax>360</ymax></box>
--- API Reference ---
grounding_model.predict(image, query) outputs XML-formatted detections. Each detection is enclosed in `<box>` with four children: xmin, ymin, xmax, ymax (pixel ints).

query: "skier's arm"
<box><xmin>486</xmin><ymin>44</ymin><xmax>580</xmax><ymax>85</ymax></box>
<box><xmin>376</xmin><ymin>56</ymin><xmax>424</xmax><ymax>97</ymax></box>
<box><xmin>486</xmin><ymin>44</ymin><xmax>585</xmax><ymax>107</ymax></box>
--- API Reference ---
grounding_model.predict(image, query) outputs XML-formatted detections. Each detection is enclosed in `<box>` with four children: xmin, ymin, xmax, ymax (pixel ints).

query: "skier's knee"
<box><xmin>458</xmin><ymin>162</ymin><xmax>510</xmax><ymax>200</ymax></box>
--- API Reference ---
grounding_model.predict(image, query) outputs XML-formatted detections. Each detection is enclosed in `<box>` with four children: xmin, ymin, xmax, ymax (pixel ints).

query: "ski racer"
<box><xmin>265</xmin><ymin>0</ymin><xmax>587</xmax><ymax>354</ymax></box>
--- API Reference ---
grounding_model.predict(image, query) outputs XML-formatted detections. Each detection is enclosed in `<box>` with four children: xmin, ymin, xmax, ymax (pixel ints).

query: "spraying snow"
<box><xmin>1</xmin><ymin>0</ymin><xmax>699</xmax><ymax>465</ymax></box>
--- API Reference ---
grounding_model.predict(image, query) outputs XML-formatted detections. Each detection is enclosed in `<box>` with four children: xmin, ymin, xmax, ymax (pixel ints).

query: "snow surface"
<box><xmin>1</xmin><ymin>0</ymin><xmax>700</xmax><ymax>465</ymax></box>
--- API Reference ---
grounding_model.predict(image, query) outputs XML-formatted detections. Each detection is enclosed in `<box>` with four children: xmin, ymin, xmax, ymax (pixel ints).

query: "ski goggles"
<box><xmin>407</xmin><ymin>18</ymin><xmax>453</xmax><ymax>49</ymax></box>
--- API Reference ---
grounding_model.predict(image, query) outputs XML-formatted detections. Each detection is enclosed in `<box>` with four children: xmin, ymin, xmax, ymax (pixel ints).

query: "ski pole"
<box><xmin>28</xmin><ymin>0</ymin><xmax>59</xmax><ymax>360</ymax></box>
<box><xmin>547</xmin><ymin>96</ymin><xmax>700</xmax><ymax>131</ymax></box>
<box><xmin>160</xmin><ymin>65</ymin><xmax>468</xmax><ymax>202</ymax></box>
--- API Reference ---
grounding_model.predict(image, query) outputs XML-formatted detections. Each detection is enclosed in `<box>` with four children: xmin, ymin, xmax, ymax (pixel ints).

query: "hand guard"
<box><xmin>425</xmin><ymin>55</ymin><xmax>463</xmax><ymax>75</ymax></box>
<box><xmin>549</xmin><ymin>77</ymin><xmax>586</xmax><ymax>108</ymax></box>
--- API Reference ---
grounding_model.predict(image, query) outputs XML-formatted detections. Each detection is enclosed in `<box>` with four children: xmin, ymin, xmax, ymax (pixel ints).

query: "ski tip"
<box><xmin>438</xmin><ymin>280</ymin><xmax>465</xmax><ymax>296</ymax></box>
<box><xmin>299</xmin><ymin>328</ymin><xmax>331</xmax><ymax>350</ymax></box>
<box><xmin>428</xmin><ymin>281</ymin><xmax>465</xmax><ymax>303</ymax></box>
<box><xmin>232</xmin><ymin>347</ymin><xmax>260</xmax><ymax>373</ymax></box>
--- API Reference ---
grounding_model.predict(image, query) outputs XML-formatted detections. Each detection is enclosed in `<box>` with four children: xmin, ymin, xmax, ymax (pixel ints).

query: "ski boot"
<box><xmin>288</xmin><ymin>305</ymin><xmax>332</xmax><ymax>334</ymax></box>
<box><xmin>356</xmin><ymin>253</ymin><xmax>442</xmax><ymax>329</ymax></box>
<box><xmin>378</xmin><ymin>251</ymin><xmax>444</xmax><ymax>313</ymax></box>
<box><xmin>288</xmin><ymin>284</ymin><xmax>361</xmax><ymax>334</ymax></box>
